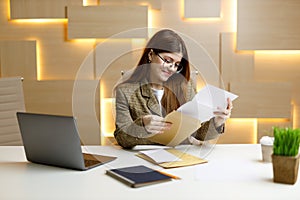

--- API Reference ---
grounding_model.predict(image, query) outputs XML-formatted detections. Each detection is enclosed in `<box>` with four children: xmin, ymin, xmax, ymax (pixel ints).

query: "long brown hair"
<box><xmin>122</xmin><ymin>29</ymin><xmax>191</xmax><ymax>114</ymax></box>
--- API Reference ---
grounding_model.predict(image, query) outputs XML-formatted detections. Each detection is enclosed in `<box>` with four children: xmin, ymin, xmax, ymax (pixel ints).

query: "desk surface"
<box><xmin>0</xmin><ymin>144</ymin><xmax>299</xmax><ymax>200</ymax></box>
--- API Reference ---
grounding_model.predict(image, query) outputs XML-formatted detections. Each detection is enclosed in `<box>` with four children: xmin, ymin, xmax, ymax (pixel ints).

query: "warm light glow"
<box><xmin>196</xmin><ymin>82</ymin><xmax>206</xmax><ymax>92</ymax></box>
<box><xmin>229</xmin><ymin>118</ymin><xmax>258</xmax><ymax>143</ymax></box>
<box><xmin>36</xmin><ymin>41</ymin><xmax>42</xmax><ymax>80</ymax></box>
<box><xmin>100</xmin><ymin>82</ymin><xmax>115</xmax><ymax>139</ymax></box>
<box><xmin>10</xmin><ymin>19</ymin><xmax>67</xmax><ymax>23</ymax></box>
<box><xmin>258</xmin><ymin>118</ymin><xmax>291</xmax><ymax>123</ymax></box>
<box><xmin>25</xmin><ymin>37</ymin><xmax>42</xmax><ymax>80</ymax></box>
<box><xmin>100</xmin><ymin>98</ymin><xmax>115</xmax><ymax>137</ymax></box>
<box><xmin>138</xmin><ymin>2</ymin><xmax>150</xmax><ymax>8</ymax></box>
<box><xmin>7</xmin><ymin>0</ymin><xmax>11</xmax><ymax>20</ymax></box>
<box><xmin>68</xmin><ymin>39</ymin><xmax>97</xmax><ymax>44</ymax></box>
<box><xmin>229</xmin><ymin>118</ymin><xmax>257</xmax><ymax>123</ymax></box>
<box><xmin>233</xmin><ymin>32</ymin><xmax>252</xmax><ymax>54</ymax></box>
<box><xmin>7</xmin><ymin>1</ymin><xmax>67</xmax><ymax>23</ymax></box>
<box><xmin>83</xmin><ymin>0</ymin><xmax>98</xmax><ymax>6</ymax></box>
<box><xmin>148</xmin><ymin>8</ymin><xmax>153</xmax><ymax>31</ymax></box>
<box><xmin>292</xmin><ymin>102</ymin><xmax>298</xmax><ymax>129</ymax></box>
<box><xmin>82</xmin><ymin>0</ymin><xmax>88</xmax><ymax>6</ymax></box>
<box><xmin>230</xmin><ymin>0</ymin><xmax>237</xmax><ymax>33</ymax></box>
<box><xmin>255</xmin><ymin>50</ymin><xmax>300</xmax><ymax>55</ymax></box>
<box><xmin>180</xmin><ymin>0</ymin><xmax>185</xmax><ymax>19</ymax></box>
<box><xmin>183</xmin><ymin>17</ymin><xmax>221</xmax><ymax>22</ymax></box>
<box><xmin>7</xmin><ymin>2</ymin><xmax>67</xmax><ymax>23</ymax></box>
<box><xmin>253</xmin><ymin>118</ymin><xmax>258</xmax><ymax>144</ymax></box>
<box><xmin>132</xmin><ymin>39</ymin><xmax>146</xmax><ymax>49</ymax></box>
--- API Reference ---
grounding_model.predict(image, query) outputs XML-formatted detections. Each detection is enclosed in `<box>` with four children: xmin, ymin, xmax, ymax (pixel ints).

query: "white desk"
<box><xmin>0</xmin><ymin>144</ymin><xmax>299</xmax><ymax>200</ymax></box>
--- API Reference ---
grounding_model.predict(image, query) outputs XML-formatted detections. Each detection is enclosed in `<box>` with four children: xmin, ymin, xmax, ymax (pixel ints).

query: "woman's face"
<box><xmin>148</xmin><ymin>51</ymin><xmax>183</xmax><ymax>85</ymax></box>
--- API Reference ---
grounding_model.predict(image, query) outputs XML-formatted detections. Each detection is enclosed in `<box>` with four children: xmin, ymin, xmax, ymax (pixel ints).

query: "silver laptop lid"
<box><xmin>16</xmin><ymin>112</ymin><xmax>87</xmax><ymax>170</ymax></box>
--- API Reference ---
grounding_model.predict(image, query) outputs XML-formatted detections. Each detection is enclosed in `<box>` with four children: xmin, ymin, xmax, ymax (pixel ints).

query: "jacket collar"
<box><xmin>140</xmin><ymin>79</ymin><xmax>162</xmax><ymax>116</ymax></box>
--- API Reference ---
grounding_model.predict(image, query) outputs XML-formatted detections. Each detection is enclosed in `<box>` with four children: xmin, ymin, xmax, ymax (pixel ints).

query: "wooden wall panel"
<box><xmin>230</xmin><ymin>81</ymin><xmax>292</xmax><ymax>118</ymax></box>
<box><xmin>295</xmin><ymin>106</ymin><xmax>300</xmax><ymax>128</ymax></box>
<box><xmin>293</xmin><ymin>81</ymin><xmax>300</xmax><ymax>129</ymax></box>
<box><xmin>38</xmin><ymin>39</ymin><xmax>95</xmax><ymax>80</ymax></box>
<box><xmin>10</xmin><ymin>0</ymin><xmax>82</xmax><ymax>19</ymax></box>
<box><xmin>182</xmin><ymin>33</ymin><xmax>220</xmax><ymax>87</ymax></box>
<box><xmin>254</xmin><ymin>53</ymin><xmax>300</xmax><ymax>106</ymax></box>
<box><xmin>0</xmin><ymin>22</ymin><xmax>94</xmax><ymax>80</ymax></box>
<box><xmin>237</xmin><ymin>0</ymin><xmax>300</xmax><ymax>50</ymax></box>
<box><xmin>294</xmin><ymin>81</ymin><xmax>300</xmax><ymax>105</ymax></box>
<box><xmin>254</xmin><ymin>53</ymin><xmax>300</xmax><ymax>82</ymax></box>
<box><xmin>217</xmin><ymin>119</ymin><xmax>256</xmax><ymax>144</ymax></box>
<box><xmin>0</xmin><ymin>77</ymin><xmax>25</xmax><ymax>145</ymax></box>
<box><xmin>184</xmin><ymin>0</ymin><xmax>221</xmax><ymax>18</ymax></box>
<box><xmin>23</xmin><ymin>80</ymin><xmax>73</xmax><ymax>115</ymax></box>
<box><xmin>67</xmin><ymin>6</ymin><xmax>148</xmax><ymax>39</ymax></box>
<box><xmin>72</xmin><ymin>80</ymin><xmax>100</xmax><ymax>145</ymax></box>
<box><xmin>96</xmin><ymin>40</ymin><xmax>143</xmax><ymax>98</ymax></box>
<box><xmin>257</xmin><ymin>119</ymin><xmax>292</xmax><ymax>143</ymax></box>
<box><xmin>23</xmin><ymin>80</ymin><xmax>101</xmax><ymax>145</ymax></box>
<box><xmin>0</xmin><ymin>41</ymin><xmax>37</xmax><ymax>79</ymax></box>
<box><xmin>98</xmin><ymin>41</ymin><xmax>142</xmax><ymax>139</ymax></box>
<box><xmin>148</xmin><ymin>3</ymin><xmax>222</xmax><ymax>84</ymax></box>
<box><xmin>220</xmin><ymin>32</ymin><xmax>254</xmax><ymax>89</ymax></box>
<box><xmin>100</xmin><ymin>0</ymin><xmax>161</xmax><ymax>10</ymax></box>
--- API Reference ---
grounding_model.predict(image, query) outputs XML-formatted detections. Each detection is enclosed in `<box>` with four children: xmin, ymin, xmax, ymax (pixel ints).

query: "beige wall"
<box><xmin>0</xmin><ymin>0</ymin><xmax>299</xmax><ymax>145</ymax></box>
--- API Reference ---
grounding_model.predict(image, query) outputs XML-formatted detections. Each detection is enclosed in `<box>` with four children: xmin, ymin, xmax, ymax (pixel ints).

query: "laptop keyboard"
<box><xmin>82</xmin><ymin>153</ymin><xmax>116</xmax><ymax>168</ymax></box>
<box><xmin>84</xmin><ymin>159</ymin><xmax>101</xmax><ymax>167</ymax></box>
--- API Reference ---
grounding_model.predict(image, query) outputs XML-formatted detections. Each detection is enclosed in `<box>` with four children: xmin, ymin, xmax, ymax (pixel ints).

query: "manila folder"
<box><xmin>149</xmin><ymin>111</ymin><xmax>201</xmax><ymax>147</ymax></box>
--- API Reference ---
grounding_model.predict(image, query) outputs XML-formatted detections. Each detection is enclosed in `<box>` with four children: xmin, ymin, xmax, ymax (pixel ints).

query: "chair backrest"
<box><xmin>0</xmin><ymin>77</ymin><xmax>25</xmax><ymax>145</ymax></box>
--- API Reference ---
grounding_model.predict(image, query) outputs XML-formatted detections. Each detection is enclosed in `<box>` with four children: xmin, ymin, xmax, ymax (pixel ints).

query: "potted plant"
<box><xmin>272</xmin><ymin>127</ymin><xmax>300</xmax><ymax>184</ymax></box>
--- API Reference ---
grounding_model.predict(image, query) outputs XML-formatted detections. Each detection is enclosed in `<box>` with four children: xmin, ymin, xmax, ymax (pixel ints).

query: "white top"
<box><xmin>152</xmin><ymin>87</ymin><xmax>164</xmax><ymax>112</ymax></box>
<box><xmin>0</xmin><ymin>144</ymin><xmax>299</xmax><ymax>200</ymax></box>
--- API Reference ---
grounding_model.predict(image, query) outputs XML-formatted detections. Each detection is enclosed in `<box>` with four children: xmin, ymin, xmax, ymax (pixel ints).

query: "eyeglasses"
<box><xmin>156</xmin><ymin>53</ymin><xmax>183</xmax><ymax>73</ymax></box>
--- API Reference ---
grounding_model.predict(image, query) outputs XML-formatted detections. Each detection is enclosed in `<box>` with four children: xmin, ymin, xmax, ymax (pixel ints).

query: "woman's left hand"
<box><xmin>213</xmin><ymin>98</ymin><xmax>233</xmax><ymax>127</ymax></box>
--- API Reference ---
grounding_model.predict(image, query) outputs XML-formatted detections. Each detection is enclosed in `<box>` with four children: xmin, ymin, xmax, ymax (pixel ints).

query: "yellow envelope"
<box><xmin>149</xmin><ymin>111</ymin><xmax>201</xmax><ymax>147</ymax></box>
<box><xmin>137</xmin><ymin>148</ymin><xmax>207</xmax><ymax>168</ymax></box>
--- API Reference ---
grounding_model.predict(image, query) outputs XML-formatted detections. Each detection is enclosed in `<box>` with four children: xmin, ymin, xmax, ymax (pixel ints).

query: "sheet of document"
<box><xmin>139</xmin><ymin>149</ymin><xmax>182</xmax><ymax>163</ymax></box>
<box><xmin>177</xmin><ymin>84</ymin><xmax>238</xmax><ymax>122</ymax></box>
<box><xmin>149</xmin><ymin>84</ymin><xmax>238</xmax><ymax>147</ymax></box>
<box><xmin>132</xmin><ymin>145</ymin><xmax>170</xmax><ymax>151</ymax></box>
<box><xmin>149</xmin><ymin>111</ymin><xmax>202</xmax><ymax>146</ymax></box>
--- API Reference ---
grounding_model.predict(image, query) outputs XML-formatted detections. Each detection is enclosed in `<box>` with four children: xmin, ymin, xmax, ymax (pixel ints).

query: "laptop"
<box><xmin>16</xmin><ymin>112</ymin><xmax>117</xmax><ymax>171</ymax></box>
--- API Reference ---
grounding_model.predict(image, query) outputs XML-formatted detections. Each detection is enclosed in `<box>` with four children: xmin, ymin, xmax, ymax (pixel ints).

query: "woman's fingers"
<box><xmin>214</xmin><ymin>98</ymin><xmax>233</xmax><ymax>116</ymax></box>
<box><xmin>227</xmin><ymin>97</ymin><xmax>233</xmax><ymax>109</ymax></box>
<box><xmin>142</xmin><ymin>115</ymin><xmax>172</xmax><ymax>134</ymax></box>
<box><xmin>214</xmin><ymin>109</ymin><xmax>231</xmax><ymax>116</ymax></box>
<box><xmin>213</xmin><ymin>98</ymin><xmax>233</xmax><ymax>127</ymax></box>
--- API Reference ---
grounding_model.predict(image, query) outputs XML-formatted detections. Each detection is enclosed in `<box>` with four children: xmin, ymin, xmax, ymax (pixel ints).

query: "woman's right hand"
<box><xmin>142</xmin><ymin>115</ymin><xmax>172</xmax><ymax>135</ymax></box>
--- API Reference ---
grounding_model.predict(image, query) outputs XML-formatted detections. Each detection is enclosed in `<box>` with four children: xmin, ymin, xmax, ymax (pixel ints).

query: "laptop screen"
<box><xmin>17</xmin><ymin>112</ymin><xmax>88</xmax><ymax>170</ymax></box>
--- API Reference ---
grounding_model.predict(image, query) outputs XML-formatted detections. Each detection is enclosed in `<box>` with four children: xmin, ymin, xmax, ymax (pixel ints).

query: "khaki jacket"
<box><xmin>114</xmin><ymin>80</ymin><xmax>223</xmax><ymax>149</ymax></box>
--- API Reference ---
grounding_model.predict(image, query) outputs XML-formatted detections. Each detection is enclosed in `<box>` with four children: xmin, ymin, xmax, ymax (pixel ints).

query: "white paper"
<box><xmin>177</xmin><ymin>84</ymin><xmax>238</xmax><ymax>122</ymax></box>
<box><xmin>132</xmin><ymin>145</ymin><xmax>170</xmax><ymax>151</ymax></box>
<box><xmin>139</xmin><ymin>149</ymin><xmax>182</xmax><ymax>163</ymax></box>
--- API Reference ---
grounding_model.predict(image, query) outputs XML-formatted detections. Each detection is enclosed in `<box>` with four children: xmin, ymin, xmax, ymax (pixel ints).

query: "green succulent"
<box><xmin>273</xmin><ymin>127</ymin><xmax>300</xmax><ymax>157</ymax></box>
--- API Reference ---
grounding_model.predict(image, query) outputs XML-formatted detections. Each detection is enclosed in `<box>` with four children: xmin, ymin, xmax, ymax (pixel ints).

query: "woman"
<box><xmin>113</xmin><ymin>29</ymin><xmax>232</xmax><ymax>149</ymax></box>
